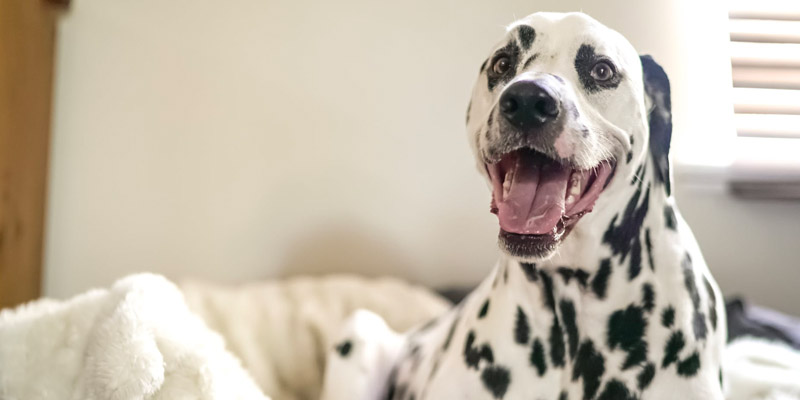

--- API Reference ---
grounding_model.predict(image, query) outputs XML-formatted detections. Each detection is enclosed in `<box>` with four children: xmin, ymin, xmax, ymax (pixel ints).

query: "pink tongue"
<box><xmin>495</xmin><ymin>153</ymin><xmax>571</xmax><ymax>235</ymax></box>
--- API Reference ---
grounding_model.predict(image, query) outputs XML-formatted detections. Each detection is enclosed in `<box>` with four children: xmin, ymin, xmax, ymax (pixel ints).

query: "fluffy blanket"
<box><xmin>0</xmin><ymin>274</ymin><xmax>268</xmax><ymax>400</ymax></box>
<box><xmin>0</xmin><ymin>274</ymin><xmax>450</xmax><ymax>400</ymax></box>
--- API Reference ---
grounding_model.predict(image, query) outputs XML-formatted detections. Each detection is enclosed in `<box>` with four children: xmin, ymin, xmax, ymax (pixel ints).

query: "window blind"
<box><xmin>729</xmin><ymin>1</ymin><xmax>800</xmax><ymax>139</ymax></box>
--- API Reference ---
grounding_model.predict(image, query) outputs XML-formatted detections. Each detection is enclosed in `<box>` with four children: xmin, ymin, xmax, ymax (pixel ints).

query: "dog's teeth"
<box><xmin>502</xmin><ymin>170</ymin><xmax>513</xmax><ymax>197</ymax></box>
<box><xmin>566</xmin><ymin>171</ymin><xmax>582</xmax><ymax>205</ymax></box>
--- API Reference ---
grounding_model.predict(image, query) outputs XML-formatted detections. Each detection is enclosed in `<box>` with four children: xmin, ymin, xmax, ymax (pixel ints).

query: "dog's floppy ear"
<box><xmin>640</xmin><ymin>55</ymin><xmax>672</xmax><ymax>196</ymax></box>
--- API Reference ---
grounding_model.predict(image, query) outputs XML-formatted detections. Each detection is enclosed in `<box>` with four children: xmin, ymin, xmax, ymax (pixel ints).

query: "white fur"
<box><xmin>0</xmin><ymin>274</ymin><xmax>268</xmax><ymax>400</ymax></box>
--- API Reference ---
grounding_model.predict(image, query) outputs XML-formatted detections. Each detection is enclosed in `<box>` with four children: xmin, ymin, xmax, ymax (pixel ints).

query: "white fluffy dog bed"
<box><xmin>0</xmin><ymin>274</ymin><xmax>449</xmax><ymax>400</ymax></box>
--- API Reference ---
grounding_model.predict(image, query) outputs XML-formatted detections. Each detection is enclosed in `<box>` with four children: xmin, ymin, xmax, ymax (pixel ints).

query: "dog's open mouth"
<box><xmin>486</xmin><ymin>148</ymin><xmax>615</xmax><ymax>257</ymax></box>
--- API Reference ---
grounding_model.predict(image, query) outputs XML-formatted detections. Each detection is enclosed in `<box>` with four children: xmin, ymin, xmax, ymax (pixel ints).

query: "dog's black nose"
<box><xmin>499</xmin><ymin>81</ymin><xmax>560</xmax><ymax>130</ymax></box>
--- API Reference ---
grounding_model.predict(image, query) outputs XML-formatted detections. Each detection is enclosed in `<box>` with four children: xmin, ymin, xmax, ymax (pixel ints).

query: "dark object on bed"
<box><xmin>439</xmin><ymin>287</ymin><xmax>800</xmax><ymax>350</ymax></box>
<box><xmin>726</xmin><ymin>297</ymin><xmax>800</xmax><ymax>350</ymax></box>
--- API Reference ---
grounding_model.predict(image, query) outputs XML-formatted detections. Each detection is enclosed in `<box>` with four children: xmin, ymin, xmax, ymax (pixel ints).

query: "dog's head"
<box><xmin>466</xmin><ymin>12</ymin><xmax>672</xmax><ymax>261</ymax></box>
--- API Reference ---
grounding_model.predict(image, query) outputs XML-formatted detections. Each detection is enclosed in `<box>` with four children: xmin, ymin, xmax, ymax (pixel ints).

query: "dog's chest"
<box><xmin>387</xmin><ymin>257</ymin><xmax>721</xmax><ymax>400</ymax></box>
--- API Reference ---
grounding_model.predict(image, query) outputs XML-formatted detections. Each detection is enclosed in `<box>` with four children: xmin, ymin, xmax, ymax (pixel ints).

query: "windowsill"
<box><xmin>676</xmin><ymin>136</ymin><xmax>800</xmax><ymax>199</ymax></box>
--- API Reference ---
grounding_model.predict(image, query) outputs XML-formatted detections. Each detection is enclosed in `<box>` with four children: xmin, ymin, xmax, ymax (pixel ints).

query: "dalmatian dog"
<box><xmin>321</xmin><ymin>12</ymin><xmax>726</xmax><ymax>400</ymax></box>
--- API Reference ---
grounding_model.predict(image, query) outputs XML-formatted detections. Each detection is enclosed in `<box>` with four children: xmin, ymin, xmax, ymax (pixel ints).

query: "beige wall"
<box><xmin>46</xmin><ymin>0</ymin><xmax>799</xmax><ymax>314</ymax></box>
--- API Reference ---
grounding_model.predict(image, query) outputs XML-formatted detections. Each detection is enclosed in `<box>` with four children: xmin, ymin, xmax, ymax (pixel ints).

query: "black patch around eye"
<box><xmin>487</xmin><ymin>42</ymin><xmax>521</xmax><ymax>91</ymax></box>
<box><xmin>517</xmin><ymin>25</ymin><xmax>536</xmax><ymax>50</ymax></box>
<box><xmin>574</xmin><ymin>44</ymin><xmax>622</xmax><ymax>93</ymax></box>
<box><xmin>481</xmin><ymin>365</ymin><xmax>511</xmax><ymax>399</ymax></box>
<box><xmin>515</xmin><ymin>307</ymin><xmax>531</xmax><ymax>344</ymax></box>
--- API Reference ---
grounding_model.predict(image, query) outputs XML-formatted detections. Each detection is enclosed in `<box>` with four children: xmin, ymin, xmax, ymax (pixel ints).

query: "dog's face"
<box><xmin>467</xmin><ymin>12</ymin><xmax>658</xmax><ymax>260</ymax></box>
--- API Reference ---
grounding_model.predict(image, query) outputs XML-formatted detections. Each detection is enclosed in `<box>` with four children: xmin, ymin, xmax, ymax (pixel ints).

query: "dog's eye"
<box><xmin>492</xmin><ymin>56</ymin><xmax>512</xmax><ymax>75</ymax></box>
<box><xmin>590</xmin><ymin>61</ymin><xmax>615</xmax><ymax>81</ymax></box>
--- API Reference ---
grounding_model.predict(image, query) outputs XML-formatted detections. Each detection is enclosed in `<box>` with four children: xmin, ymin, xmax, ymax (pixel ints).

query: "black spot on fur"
<box><xmin>557</xmin><ymin>267</ymin><xmax>575</xmax><ymax>285</ymax></box>
<box><xmin>574</xmin><ymin>269</ymin><xmax>590</xmax><ymax>287</ymax></box>
<box><xmin>608</xmin><ymin>305</ymin><xmax>649</xmax><ymax>371</ymax></box>
<box><xmin>520</xmin><ymin>263</ymin><xmax>538</xmax><ymax>281</ymax></box>
<box><xmin>540</xmin><ymin>270</ymin><xmax>556</xmax><ymax>312</ymax></box>
<box><xmin>575</xmin><ymin>44</ymin><xmax>623</xmax><ymax>93</ymax></box>
<box><xmin>608</xmin><ymin>305</ymin><xmax>647</xmax><ymax>351</ymax></box>
<box><xmin>466</xmin><ymin>100</ymin><xmax>472</xmax><ymax>124</ymax></box>
<box><xmin>661</xmin><ymin>306</ymin><xmax>675</xmax><ymax>328</ymax></box>
<box><xmin>487</xmin><ymin>42</ymin><xmax>521</xmax><ymax>91</ymax></box>
<box><xmin>642</xmin><ymin>283</ymin><xmax>655</xmax><ymax>313</ymax></box>
<box><xmin>632</xmin><ymin>163</ymin><xmax>646</xmax><ymax>185</ymax></box>
<box><xmin>591</xmin><ymin>259</ymin><xmax>612</xmax><ymax>299</ymax></box>
<box><xmin>560</xmin><ymin>300</ymin><xmax>579</xmax><ymax>360</ymax></box>
<box><xmin>629</xmin><ymin>238</ymin><xmax>643</xmax><ymax>280</ymax></box>
<box><xmin>662</xmin><ymin>331</ymin><xmax>685</xmax><ymax>368</ymax></box>
<box><xmin>641</xmin><ymin>55</ymin><xmax>673</xmax><ymax>196</ymax></box>
<box><xmin>481</xmin><ymin>365</ymin><xmax>511</xmax><ymax>399</ymax></box>
<box><xmin>522</xmin><ymin>53</ymin><xmax>539</xmax><ymax>70</ymax></box>
<box><xmin>479</xmin><ymin>299</ymin><xmax>490</xmax><ymax>319</ymax></box>
<box><xmin>598</xmin><ymin>379</ymin><xmax>636</xmax><ymax>400</ymax></box>
<box><xmin>464</xmin><ymin>330</ymin><xmax>494</xmax><ymax>370</ymax></box>
<box><xmin>677</xmin><ymin>351</ymin><xmax>701</xmax><ymax>377</ymax></box>
<box><xmin>704</xmin><ymin>276</ymin><xmax>718</xmax><ymax>330</ymax></box>
<box><xmin>559</xmin><ymin>391</ymin><xmax>568</xmax><ymax>400</ymax></box>
<box><xmin>550</xmin><ymin>318</ymin><xmax>566</xmax><ymax>367</ymax></box>
<box><xmin>622</xmin><ymin>341</ymin><xmax>648</xmax><ymax>370</ymax></box>
<box><xmin>515</xmin><ymin>307</ymin><xmax>531</xmax><ymax>344</ymax></box>
<box><xmin>719</xmin><ymin>367</ymin><xmax>724</xmax><ymax>388</ymax></box>
<box><xmin>572</xmin><ymin>340</ymin><xmax>605</xmax><ymax>400</ymax></box>
<box><xmin>637</xmin><ymin>362</ymin><xmax>656</xmax><ymax>390</ymax></box>
<box><xmin>664</xmin><ymin>205</ymin><xmax>677</xmax><ymax>230</ymax></box>
<box><xmin>603</xmin><ymin>183</ymin><xmax>650</xmax><ymax>282</ymax></box>
<box><xmin>645</xmin><ymin>228</ymin><xmax>655</xmax><ymax>271</ymax></box>
<box><xmin>664</xmin><ymin>204</ymin><xmax>678</xmax><ymax>231</ymax></box>
<box><xmin>626</xmin><ymin>151</ymin><xmax>633</xmax><ymax>164</ymax></box>
<box><xmin>556</xmin><ymin>267</ymin><xmax>590</xmax><ymax>288</ymax></box>
<box><xmin>336</xmin><ymin>340</ymin><xmax>352</xmax><ymax>357</ymax></box>
<box><xmin>480</xmin><ymin>58</ymin><xmax>489</xmax><ymax>73</ymax></box>
<box><xmin>682</xmin><ymin>253</ymin><xmax>707</xmax><ymax>340</ymax></box>
<box><xmin>517</xmin><ymin>25</ymin><xmax>536</xmax><ymax>50</ymax></box>
<box><xmin>530</xmin><ymin>338</ymin><xmax>547</xmax><ymax>376</ymax></box>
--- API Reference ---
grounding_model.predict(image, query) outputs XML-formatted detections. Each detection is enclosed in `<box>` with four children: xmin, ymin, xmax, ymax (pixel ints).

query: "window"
<box><xmin>726</xmin><ymin>1</ymin><xmax>800</xmax><ymax>198</ymax></box>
